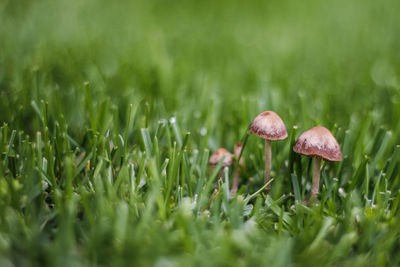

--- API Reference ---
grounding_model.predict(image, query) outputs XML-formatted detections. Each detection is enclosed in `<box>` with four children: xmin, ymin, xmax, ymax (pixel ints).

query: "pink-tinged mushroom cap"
<box><xmin>293</xmin><ymin>126</ymin><xmax>342</xmax><ymax>161</ymax></box>
<box><xmin>209</xmin><ymin>148</ymin><xmax>233</xmax><ymax>166</ymax></box>
<box><xmin>234</xmin><ymin>143</ymin><xmax>242</xmax><ymax>159</ymax></box>
<box><xmin>249</xmin><ymin>111</ymin><xmax>288</xmax><ymax>140</ymax></box>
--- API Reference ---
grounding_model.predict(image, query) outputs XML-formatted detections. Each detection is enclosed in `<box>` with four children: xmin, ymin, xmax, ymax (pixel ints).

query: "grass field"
<box><xmin>1</xmin><ymin>0</ymin><xmax>400</xmax><ymax>266</ymax></box>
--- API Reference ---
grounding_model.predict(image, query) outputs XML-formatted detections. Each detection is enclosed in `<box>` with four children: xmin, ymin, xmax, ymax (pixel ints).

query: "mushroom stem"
<box><xmin>264</xmin><ymin>139</ymin><xmax>272</xmax><ymax>190</ymax></box>
<box><xmin>230</xmin><ymin>169</ymin><xmax>240</xmax><ymax>195</ymax></box>
<box><xmin>309</xmin><ymin>157</ymin><xmax>321</xmax><ymax>201</ymax></box>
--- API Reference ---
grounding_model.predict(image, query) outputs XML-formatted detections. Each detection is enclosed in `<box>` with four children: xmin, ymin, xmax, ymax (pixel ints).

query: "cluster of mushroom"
<box><xmin>210</xmin><ymin>110</ymin><xmax>342</xmax><ymax>202</ymax></box>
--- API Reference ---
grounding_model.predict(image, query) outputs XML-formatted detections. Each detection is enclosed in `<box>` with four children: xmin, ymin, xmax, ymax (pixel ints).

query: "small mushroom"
<box><xmin>293</xmin><ymin>126</ymin><xmax>342</xmax><ymax>202</ymax></box>
<box><xmin>209</xmin><ymin>148</ymin><xmax>233</xmax><ymax>167</ymax></box>
<box><xmin>249</xmin><ymin>111</ymin><xmax>288</xmax><ymax>191</ymax></box>
<box><xmin>230</xmin><ymin>143</ymin><xmax>245</xmax><ymax>195</ymax></box>
<box><xmin>209</xmin><ymin>148</ymin><xmax>233</xmax><ymax>187</ymax></box>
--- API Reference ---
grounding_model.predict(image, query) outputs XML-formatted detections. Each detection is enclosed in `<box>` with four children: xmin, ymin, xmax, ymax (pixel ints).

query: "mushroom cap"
<box><xmin>234</xmin><ymin>143</ymin><xmax>242</xmax><ymax>158</ymax></box>
<box><xmin>293</xmin><ymin>126</ymin><xmax>342</xmax><ymax>161</ymax></box>
<box><xmin>209</xmin><ymin>148</ymin><xmax>233</xmax><ymax>166</ymax></box>
<box><xmin>249</xmin><ymin>111</ymin><xmax>288</xmax><ymax>140</ymax></box>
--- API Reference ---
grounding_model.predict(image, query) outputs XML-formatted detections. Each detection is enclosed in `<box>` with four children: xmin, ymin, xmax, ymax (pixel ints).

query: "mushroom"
<box><xmin>293</xmin><ymin>126</ymin><xmax>342</xmax><ymax>202</ymax></box>
<box><xmin>209</xmin><ymin>148</ymin><xmax>233</xmax><ymax>187</ymax></box>
<box><xmin>249</xmin><ymin>111</ymin><xmax>288</xmax><ymax>191</ymax></box>
<box><xmin>209</xmin><ymin>148</ymin><xmax>233</xmax><ymax>167</ymax></box>
<box><xmin>230</xmin><ymin>142</ymin><xmax>245</xmax><ymax>195</ymax></box>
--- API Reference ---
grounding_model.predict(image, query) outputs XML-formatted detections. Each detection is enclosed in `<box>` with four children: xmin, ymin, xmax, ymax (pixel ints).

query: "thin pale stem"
<box><xmin>309</xmin><ymin>157</ymin><xmax>321</xmax><ymax>201</ymax></box>
<box><xmin>265</xmin><ymin>139</ymin><xmax>272</xmax><ymax>191</ymax></box>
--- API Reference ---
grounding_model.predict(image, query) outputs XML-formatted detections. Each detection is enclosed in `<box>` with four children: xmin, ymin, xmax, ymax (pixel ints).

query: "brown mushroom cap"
<box><xmin>249</xmin><ymin>111</ymin><xmax>288</xmax><ymax>140</ymax></box>
<box><xmin>234</xmin><ymin>143</ymin><xmax>242</xmax><ymax>157</ymax></box>
<box><xmin>209</xmin><ymin>148</ymin><xmax>233</xmax><ymax>166</ymax></box>
<box><xmin>293</xmin><ymin>126</ymin><xmax>342</xmax><ymax>161</ymax></box>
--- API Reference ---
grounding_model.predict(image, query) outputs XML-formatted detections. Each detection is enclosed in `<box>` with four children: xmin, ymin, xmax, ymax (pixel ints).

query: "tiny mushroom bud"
<box><xmin>249</xmin><ymin>111</ymin><xmax>288</xmax><ymax>192</ymax></box>
<box><xmin>293</xmin><ymin>126</ymin><xmax>342</xmax><ymax>202</ymax></box>
<box><xmin>234</xmin><ymin>143</ymin><xmax>245</xmax><ymax>165</ymax></box>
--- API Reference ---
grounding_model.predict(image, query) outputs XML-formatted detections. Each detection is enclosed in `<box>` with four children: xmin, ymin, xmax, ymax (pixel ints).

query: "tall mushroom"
<box><xmin>230</xmin><ymin>143</ymin><xmax>245</xmax><ymax>195</ymax></box>
<box><xmin>249</xmin><ymin>111</ymin><xmax>288</xmax><ymax>191</ymax></box>
<box><xmin>293</xmin><ymin>126</ymin><xmax>342</xmax><ymax>202</ymax></box>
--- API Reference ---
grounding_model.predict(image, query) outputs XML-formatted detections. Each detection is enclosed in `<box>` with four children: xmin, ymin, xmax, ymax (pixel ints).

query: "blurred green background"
<box><xmin>1</xmin><ymin>0</ymin><xmax>399</xmax><ymax>145</ymax></box>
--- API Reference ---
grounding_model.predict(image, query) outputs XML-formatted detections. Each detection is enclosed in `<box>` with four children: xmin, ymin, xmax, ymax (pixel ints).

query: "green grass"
<box><xmin>1</xmin><ymin>0</ymin><xmax>400</xmax><ymax>266</ymax></box>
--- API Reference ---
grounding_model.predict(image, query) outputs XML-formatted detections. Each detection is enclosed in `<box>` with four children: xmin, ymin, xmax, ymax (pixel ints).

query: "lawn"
<box><xmin>1</xmin><ymin>0</ymin><xmax>400</xmax><ymax>266</ymax></box>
